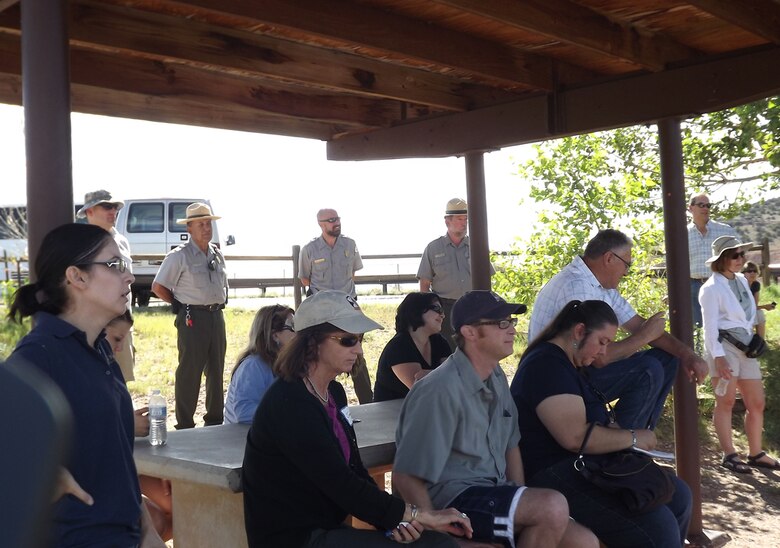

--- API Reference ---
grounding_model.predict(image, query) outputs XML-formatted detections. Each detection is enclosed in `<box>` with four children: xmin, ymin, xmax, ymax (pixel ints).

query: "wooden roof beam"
<box><xmin>0</xmin><ymin>1</ymin><xmax>521</xmax><ymax>112</ymax></box>
<box><xmin>687</xmin><ymin>0</ymin><xmax>780</xmax><ymax>45</ymax></box>
<box><xmin>327</xmin><ymin>46</ymin><xmax>780</xmax><ymax>160</ymax></box>
<box><xmin>103</xmin><ymin>0</ymin><xmax>582</xmax><ymax>91</ymax></box>
<box><xmin>433</xmin><ymin>0</ymin><xmax>697</xmax><ymax>71</ymax></box>
<box><xmin>0</xmin><ymin>34</ymin><xmax>417</xmax><ymax>134</ymax></box>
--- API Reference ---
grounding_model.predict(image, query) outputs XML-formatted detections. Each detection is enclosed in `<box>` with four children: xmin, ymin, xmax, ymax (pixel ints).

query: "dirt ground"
<box><xmin>135</xmin><ymin>388</ymin><xmax>780</xmax><ymax>548</ymax></box>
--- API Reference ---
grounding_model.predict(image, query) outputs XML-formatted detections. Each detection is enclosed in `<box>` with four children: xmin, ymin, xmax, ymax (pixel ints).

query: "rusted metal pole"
<box><xmin>21</xmin><ymin>0</ymin><xmax>73</xmax><ymax>280</ymax></box>
<box><xmin>464</xmin><ymin>152</ymin><xmax>491</xmax><ymax>290</ymax></box>
<box><xmin>658</xmin><ymin>117</ymin><xmax>703</xmax><ymax>537</ymax></box>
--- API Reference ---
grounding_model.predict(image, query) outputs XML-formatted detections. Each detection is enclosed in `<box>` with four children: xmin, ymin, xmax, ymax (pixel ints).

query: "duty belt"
<box><xmin>187</xmin><ymin>303</ymin><xmax>225</xmax><ymax>312</ymax></box>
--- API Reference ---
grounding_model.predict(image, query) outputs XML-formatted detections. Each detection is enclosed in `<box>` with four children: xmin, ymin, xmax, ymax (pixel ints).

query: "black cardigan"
<box><xmin>242</xmin><ymin>377</ymin><xmax>406</xmax><ymax>547</ymax></box>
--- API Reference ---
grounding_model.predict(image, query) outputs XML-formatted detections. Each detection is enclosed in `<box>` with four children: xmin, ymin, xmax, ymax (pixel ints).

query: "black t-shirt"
<box><xmin>751</xmin><ymin>280</ymin><xmax>761</xmax><ymax>296</ymax></box>
<box><xmin>510</xmin><ymin>342</ymin><xmax>609</xmax><ymax>481</ymax></box>
<box><xmin>372</xmin><ymin>331</ymin><xmax>452</xmax><ymax>402</ymax></box>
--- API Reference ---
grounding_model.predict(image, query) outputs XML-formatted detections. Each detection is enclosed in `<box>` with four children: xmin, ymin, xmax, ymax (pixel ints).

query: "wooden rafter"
<box><xmin>432</xmin><ymin>0</ymin><xmax>698</xmax><ymax>71</ymax></box>
<box><xmin>101</xmin><ymin>0</ymin><xmax>587</xmax><ymax>90</ymax></box>
<box><xmin>687</xmin><ymin>0</ymin><xmax>780</xmax><ymax>45</ymax></box>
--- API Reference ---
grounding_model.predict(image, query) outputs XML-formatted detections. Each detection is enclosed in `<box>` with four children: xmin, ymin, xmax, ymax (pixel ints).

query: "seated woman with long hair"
<box><xmin>6</xmin><ymin>223</ymin><xmax>164</xmax><ymax>547</ymax></box>
<box><xmin>373</xmin><ymin>292</ymin><xmax>451</xmax><ymax>401</ymax></box>
<box><xmin>224</xmin><ymin>304</ymin><xmax>295</xmax><ymax>424</ymax></box>
<box><xmin>242</xmin><ymin>290</ymin><xmax>472</xmax><ymax>548</ymax></box>
<box><xmin>510</xmin><ymin>300</ymin><xmax>692</xmax><ymax>548</ymax></box>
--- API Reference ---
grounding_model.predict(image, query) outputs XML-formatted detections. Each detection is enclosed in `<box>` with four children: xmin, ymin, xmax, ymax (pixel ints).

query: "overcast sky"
<box><xmin>1</xmin><ymin>104</ymin><xmax>537</xmax><ymax>259</ymax></box>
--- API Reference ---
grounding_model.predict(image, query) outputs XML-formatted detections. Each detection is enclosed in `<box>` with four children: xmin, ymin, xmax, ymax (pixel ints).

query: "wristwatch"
<box><xmin>629</xmin><ymin>429</ymin><xmax>637</xmax><ymax>449</ymax></box>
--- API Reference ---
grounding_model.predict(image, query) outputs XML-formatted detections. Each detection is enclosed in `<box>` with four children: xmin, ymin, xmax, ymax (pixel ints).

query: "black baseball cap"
<box><xmin>451</xmin><ymin>290</ymin><xmax>527</xmax><ymax>331</ymax></box>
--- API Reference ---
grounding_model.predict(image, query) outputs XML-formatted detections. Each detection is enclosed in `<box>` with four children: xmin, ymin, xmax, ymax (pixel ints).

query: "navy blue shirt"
<box><xmin>9</xmin><ymin>312</ymin><xmax>141</xmax><ymax>546</ymax></box>
<box><xmin>510</xmin><ymin>342</ymin><xmax>609</xmax><ymax>480</ymax></box>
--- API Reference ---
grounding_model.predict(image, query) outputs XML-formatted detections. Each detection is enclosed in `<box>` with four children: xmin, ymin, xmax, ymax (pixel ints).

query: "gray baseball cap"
<box><xmin>294</xmin><ymin>290</ymin><xmax>383</xmax><ymax>333</ymax></box>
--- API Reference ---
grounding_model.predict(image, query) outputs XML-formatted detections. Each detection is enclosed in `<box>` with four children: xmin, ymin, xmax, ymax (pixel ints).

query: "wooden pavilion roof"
<box><xmin>1</xmin><ymin>0</ymin><xmax>779</xmax><ymax>160</ymax></box>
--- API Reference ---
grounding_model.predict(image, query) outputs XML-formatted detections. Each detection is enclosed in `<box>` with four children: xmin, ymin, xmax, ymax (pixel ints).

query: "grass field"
<box><xmin>126</xmin><ymin>301</ymin><xmax>529</xmax><ymax>410</ymax></box>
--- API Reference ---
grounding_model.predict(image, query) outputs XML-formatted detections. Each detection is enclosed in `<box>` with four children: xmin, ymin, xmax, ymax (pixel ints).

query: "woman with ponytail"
<box><xmin>6</xmin><ymin>223</ymin><xmax>164</xmax><ymax>547</ymax></box>
<box><xmin>510</xmin><ymin>300</ymin><xmax>692</xmax><ymax>547</ymax></box>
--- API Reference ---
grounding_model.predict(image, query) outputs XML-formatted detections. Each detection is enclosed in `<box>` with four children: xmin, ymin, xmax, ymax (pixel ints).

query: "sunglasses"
<box><xmin>329</xmin><ymin>334</ymin><xmax>364</xmax><ymax>347</ymax></box>
<box><xmin>207</xmin><ymin>257</ymin><xmax>219</xmax><ymax>271</ymax></box>
<box><xmin>743</xmin><ymin>269</ymin><xmax>757</xmax><ymax>274</ymax></box>
<box><xmin>692</xmin><ymin>202</ymin><xmax>713</xmax><ymax>209</ymax></box>
<box><xmin>279</xmin><ymin>325</ymin><xmax>295</xmax><ymax>333</ymax></box>
<box><xmin>97</xmin><ymin>203</ymin><xmax>120</xmax><ymax>210</ymax></box>
<box><xmin>78</xmin><ymin>257</ymin><xmax>129</xmax><ymax>273</ymax></box>
<box><xmin>471</xmin><ymin>317</ymin><xmax>518</xmax><ymax>330</ymax></box>
<box><xmin>730</xmin><ymin>251</ymin><xmax>746</xmax><ymax>260</ymax></box>
<box><xmin>426</xmin><ymin>304</ymin><xmax>444</xmax><ymax>315</ymax></box>
<box><xmin>318</xmin><ymin>217</ymin><xmax>340</xmax><ymax>223</ymax></box>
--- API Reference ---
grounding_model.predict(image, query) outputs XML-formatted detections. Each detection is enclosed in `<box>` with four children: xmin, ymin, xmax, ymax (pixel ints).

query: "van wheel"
<box><xmin>133</xmin><ymin>289</ymin><xmax>152</xmax><ymax>307</ymax></box>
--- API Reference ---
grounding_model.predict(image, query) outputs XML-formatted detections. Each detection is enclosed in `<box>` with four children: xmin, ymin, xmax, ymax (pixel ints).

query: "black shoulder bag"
<box><xmin>718</xmin><ymin>330</ymin><xmax>767</xmax><ymax>359</ymax></box>
<box><xmin>574</xmin><ymin>422</ymin><xmax>676</xmax><ymax>515</ymax></box>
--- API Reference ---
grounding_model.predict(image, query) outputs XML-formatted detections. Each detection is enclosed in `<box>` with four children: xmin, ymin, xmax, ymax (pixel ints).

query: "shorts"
<box><xmin>449</xmin><ymin>484</ymin><xmax>526</xmax><ymax>548</ymax></box>
<box><xmin>706</xmin><ymin>339</ymin><xmax>762</xmax><ymax>380</ymax></box>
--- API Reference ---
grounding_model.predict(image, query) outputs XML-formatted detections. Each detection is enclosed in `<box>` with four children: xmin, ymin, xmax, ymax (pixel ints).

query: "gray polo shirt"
<box><xmin>417</xmin><ymin>235</ymin><xmax>494</xmax><ymax>300</ymax></box>
<box><xmin>153</xmin><ymin>240</ymin><xmax>228</xmax><ymax>305</ymax></box>
<box><xmin>299</xmin><ymin>235</ymin><xmax>363</xmax><ymax>298</ymax></box>
<box><xmin>394</xmin><ymin>349</ymin><xmax>521</xmax><ymax>508</ymax></box>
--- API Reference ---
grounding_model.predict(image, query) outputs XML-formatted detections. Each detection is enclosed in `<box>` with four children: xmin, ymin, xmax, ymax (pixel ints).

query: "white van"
<box><xmin>115</xmin><ymin>198</ymin><xmax>233</xmax><ymax>306</ymax></box>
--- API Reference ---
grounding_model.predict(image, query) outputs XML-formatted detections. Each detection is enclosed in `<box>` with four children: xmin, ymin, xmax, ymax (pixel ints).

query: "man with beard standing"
<box><xmin>152</xmin><ymin>203</ymin><xmax>228</xmax><ymax>429</ymax></box>
<box><xmin>299</xmin><ymin>208</ymin><xmax>372</xmax><ymax>402</ymax></box>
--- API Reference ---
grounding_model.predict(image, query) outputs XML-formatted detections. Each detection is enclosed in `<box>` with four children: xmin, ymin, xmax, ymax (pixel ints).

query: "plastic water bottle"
<box><xmin>149</xmin><ymin>390</ymin><xmax>167</xmax><ymax>446</ymax></box>
<box><xmin>714</xmin><ymin>378</ymin><xmax>730</xmax><ymax>397</ymax></box>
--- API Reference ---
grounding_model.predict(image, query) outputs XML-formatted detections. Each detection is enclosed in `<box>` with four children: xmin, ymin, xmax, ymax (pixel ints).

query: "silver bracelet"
<box><xmin>629</xmin><ymin>429</ymin><xmax>637</xmax><ymax>448</ymax></box>
<box><xmin>410</xmin><ymin>504</ymin><xmax>418</xmax><ymax>521</ymax></box>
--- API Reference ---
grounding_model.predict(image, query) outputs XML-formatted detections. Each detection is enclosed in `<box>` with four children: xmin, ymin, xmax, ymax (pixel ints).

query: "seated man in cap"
<box><xmin>393</xmin><ymin>290</ymin><xmax>597</xmax><ymax>548</ymax></box>
<box><xmin>77</xmin><ymin>190</ymin><xmax>135</xmax><ymax>382</ymax></box>
<box><xmin>152</xmin><ymin>202</ymin><xmax>228</xmax><ymax>429</ymax></box>
<box><xmin>418</xmin><ymin>198</ymin><xmax>495</xmax><ymax>350</ymax></box>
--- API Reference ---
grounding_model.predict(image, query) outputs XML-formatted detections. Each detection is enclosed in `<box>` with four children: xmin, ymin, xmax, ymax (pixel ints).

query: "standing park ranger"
<box><xmin>152</xmin><ymin>202</ymin><xmax>228</xmax><ymax>429</ymax></box>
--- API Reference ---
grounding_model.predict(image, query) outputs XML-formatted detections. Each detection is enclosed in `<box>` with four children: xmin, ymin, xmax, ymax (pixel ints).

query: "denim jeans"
<box><xmin>529</xmin><ymin>459</ymin><xmax>692</xmax><ymax>548</ymax></box>
<box><xmin>690</xmin><ymin>279</ymin><xmax>704</xmax><ymax>328</ymax></box>
<box><xmin>587</xmin><ymin>348</ymin><xmax>678</xmax><ymax>429</ymax></box>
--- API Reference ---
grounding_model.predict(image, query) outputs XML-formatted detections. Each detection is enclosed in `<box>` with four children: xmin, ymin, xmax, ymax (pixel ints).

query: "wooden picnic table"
<box><xmin>133</xmin><ymin>399</ymin><xmax>403</xmax><ymax>548</ymax></box>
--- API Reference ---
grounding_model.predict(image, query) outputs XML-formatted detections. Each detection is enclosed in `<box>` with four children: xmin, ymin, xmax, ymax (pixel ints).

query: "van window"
<box><xmin>169</xmin><ymin>202</ymin><xmax>194</xmax><ymax>233</ymax></box>
<box><xmin>127</xmin><ymin>203</ymin><xmax>164</xmax><ymax>233</ymax></box>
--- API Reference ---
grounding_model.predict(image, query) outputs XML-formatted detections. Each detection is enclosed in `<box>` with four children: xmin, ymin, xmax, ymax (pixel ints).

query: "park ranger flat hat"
<box><xmin>445</xmin><ymin>197</ymin><xmax>468</xmax><ymax>216</ymax></box>
<box><xmin>176</xmin><ymin>202</ymin><xmax>222</xmax><ymax>224</ymax></box>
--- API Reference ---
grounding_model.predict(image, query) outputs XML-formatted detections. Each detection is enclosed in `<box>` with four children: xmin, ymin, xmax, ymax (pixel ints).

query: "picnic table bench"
<box><xmin>133</xmin><ymin>399</ymin><xmax>403</xmax><ymax>548</ymax></box>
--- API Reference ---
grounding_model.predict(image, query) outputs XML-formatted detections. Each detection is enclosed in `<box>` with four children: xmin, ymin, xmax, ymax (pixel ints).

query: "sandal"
<box><xmin>721</xmin><ymin>453</ymin><xmax>753</xmax><ymax>474</ymax></box>
<box><xmin>747</xmin><ymin>451</ymin><xmax>780</xmax><ymax>470</ymax></box>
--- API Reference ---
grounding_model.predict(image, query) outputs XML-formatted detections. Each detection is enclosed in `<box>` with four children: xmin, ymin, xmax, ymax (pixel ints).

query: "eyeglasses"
<box><xmin>279</xmin><ymin>325</ymin><xmax>295</xmax><ymax>333</ymax></box>
<box><xmin>471</xmin><ymin>317</ymin><xmax>518</xmax><ymax>330</ymax></box>
<box><xmin>207</xmin><ymin>256</ymin><xmax>220</xmax><ymax>271</ymax></box>
<box><xmin>611</xmin><ymin>251</ymin><xmax>632</xmax><ymax>271</ymax></box>
<box><xmin>692</xmin><ymin>202</ymin><xmax>712</xmax><ymax>209</ymax></box>
<box><xmin>743</xmin><ymin>269</ymin><xmax>758</xmax><ymax>274</ymax></box>
<box><xmin>77</xmin><ymin>258</ymin><xmax>129</xmax><ymax>273</ymax></box>
<box><xmin>97</xmin><ymin>203</ymin><xmax>120</xmax><ymax>210</ymax></box>
<box><xmin>425</xmin><ymin>304</ymin><xmax>444</xmax><ymax>315</ymax></box>
<box><xmin>730</xmin><ymin>251</ymin><xmax>746</xmax><ymax>260</ymax></box>
<box><xmin>329</xmin><ymin>334</ymin><xmax>364</xmax><ymax>347</ymax></box>
<box><xmin>318</xmin><ymin>217</ymin><xmax>340</xmax><ymax>224</ymax></box>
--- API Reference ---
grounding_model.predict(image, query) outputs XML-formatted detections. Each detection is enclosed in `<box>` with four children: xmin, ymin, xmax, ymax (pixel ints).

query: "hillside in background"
<box><xmin>730</xmin><ymin>197</ymin><xmax>780</xmax><ymax>264</ymax></box>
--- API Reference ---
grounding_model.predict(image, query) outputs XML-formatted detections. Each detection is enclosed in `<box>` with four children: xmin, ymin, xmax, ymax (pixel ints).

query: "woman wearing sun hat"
<box><xmin>699</xmin><ymin>235</ymin><xmax>780</xmax><ymax>473</ymax></box>
<box><xmin>241</xmin><ymin>290</ymin><xmax>472</xmax><ymax>548</ymax></box>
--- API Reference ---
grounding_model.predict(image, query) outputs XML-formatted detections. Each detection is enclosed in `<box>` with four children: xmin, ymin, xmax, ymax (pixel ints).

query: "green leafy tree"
<box><xmin>493</xmin><ymin>96</ymin><xmax>780</xmax><ymax>318</ymax></box>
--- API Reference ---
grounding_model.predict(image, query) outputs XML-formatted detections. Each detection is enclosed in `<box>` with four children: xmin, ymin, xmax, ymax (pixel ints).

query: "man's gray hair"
<box><xmin>583</xmin><ymin>229</ymin><xmax>633</xmax><ymax>259</ymax></box>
